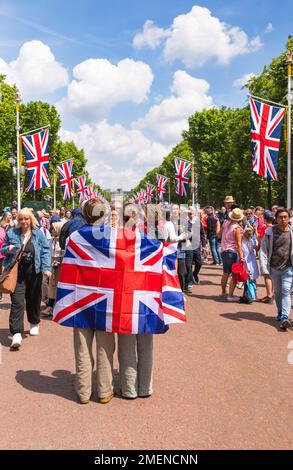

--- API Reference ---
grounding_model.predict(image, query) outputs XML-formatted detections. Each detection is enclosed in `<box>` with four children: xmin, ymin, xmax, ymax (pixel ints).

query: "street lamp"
<box><xmin>8</xmin><ymin>146</ymin><xmax>15</xmax><ymax>205</ymax></box>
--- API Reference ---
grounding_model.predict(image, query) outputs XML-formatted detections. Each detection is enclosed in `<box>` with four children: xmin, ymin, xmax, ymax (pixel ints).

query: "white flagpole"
<box><xmin>248</xmin><ymin>93</ymin><xmax>287</xmax><ymax>109</ymax></box>
<box><xmin>20</xmin><ymin>124</ymin><xmax>50</xmax><ymax>136</ymax></box>
<box><xmin>72</xmin><ymin>178</ymin><xmax>75</xmax><ymax>209</ymax></box>
<box><xmin>287</xmin><ymin>51</ymin><xmax>292</xmax><ymax>208</ymax></box>
<box><xmin>191</xmin><ymin>161</ymin><xmax>195</xmax><ymax>206</ymax></box>
<box><xmin>53</xmin><ymin>174</ymin><xmax>56</xmax><ymax>210</ymax></box>
<box><xmin>16</xmin><ymin>90</ymin><xmax>21</xmax><ymax>211</ymax></box>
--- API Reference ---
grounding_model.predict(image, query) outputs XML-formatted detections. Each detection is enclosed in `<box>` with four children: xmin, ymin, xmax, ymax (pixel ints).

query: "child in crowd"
<box><xmin>240</xmin><ymin>227</ymin><xmax>259</xmax><ymax>303</ymax></box>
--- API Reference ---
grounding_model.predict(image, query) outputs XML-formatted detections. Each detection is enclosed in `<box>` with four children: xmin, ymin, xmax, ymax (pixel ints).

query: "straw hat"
<box><xmin>224</xmin><ymin>195</ymin><xmax>235</xmax><ymax>203</ymax></box>
<box><xmin>229</xmin><ymin>208</ymin><xmax>244</xmax><ymax>222</ymax></box>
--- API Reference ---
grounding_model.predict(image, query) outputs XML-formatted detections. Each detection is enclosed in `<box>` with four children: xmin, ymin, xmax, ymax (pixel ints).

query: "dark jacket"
<box><xmin>207</xmin><ymin>215</ymin><xmax>218</xmax><ymax>239</ymax></box>
<box><xmin>59</xmin><ymin>209</ymin><xmax>86</xmax><ymax>249</ymax></box>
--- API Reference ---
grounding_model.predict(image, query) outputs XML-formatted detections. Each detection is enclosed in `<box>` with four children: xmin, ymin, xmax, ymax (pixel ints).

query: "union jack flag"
<box><xmin>250</xmin><ymin>97</ymin><xmax>285</xmax><ymax>181</ymax></box>
<box><xmin>174</xmin><ymin>158</ymin><xmax>191</xmax><ymax>197</ymax></box>
<box><xmin>138</xmin><ymin>189</ymin><xmax>147</xmax><ymax>205</ymax></box>
<box><xmin>21</xmin><ymin>128</ymin><xmax>50</xmax><ymax>192</ymax></box>
<box><xmin>75</xmin><ymin>175</ymin><xmax>89</xmax><ymax>203</ymax></box>
<box><xmin>57</xmin><ymin>160</ymin><xmax>74</xmax><ymax>200</ymax></box>
<box><xmin>156</xmin><ymin>174</ymin><xmax>169</xmax><ymax>201</ymax></box>
<box><xmin>146</xmin><ymin>183</ymin><xmax>154</xmax><ymax>203</ymax></box>
<box><xmin>87</xmin><ymin>184</ymin><xmax>98</xmax><ymax>199</ymax></box>
<box><xmin>53</xmin><ymin>225</ymin><xmax>185</xmax><ymax>334</ymax></box>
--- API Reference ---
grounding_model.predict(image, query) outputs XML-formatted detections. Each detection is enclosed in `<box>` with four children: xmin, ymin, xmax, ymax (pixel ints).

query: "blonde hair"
<box><xmin>17</xmin><ymin>208</ymin><xmax>38</xmax><ymax>229</ymax></box>
<box><xmin>0</xmin><ymin>212</ymin><xmax>12</xmax><ymax>227</ymax></box>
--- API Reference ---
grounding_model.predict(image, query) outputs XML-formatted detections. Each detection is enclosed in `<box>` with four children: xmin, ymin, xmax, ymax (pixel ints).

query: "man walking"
<box><xmin>259</xmin><ymin>208</ymin><xmax>293</xmax><ymax>331</ymax></box>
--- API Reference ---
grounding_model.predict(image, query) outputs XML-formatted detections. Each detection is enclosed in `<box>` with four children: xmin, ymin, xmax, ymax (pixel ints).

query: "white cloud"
<box><xmin>60</xmin><ymin>121</ymin><xmax>169</xmax><ymax>190</ymax></box>
<box><xmin>134</xmin><ymin>6</ymin><xmax>262</xmax><ymax>67</ymax></box>
<box><xmin>133</xmin><ymin>70</ymin><xmax>213</xmax><ymax>145</ymax></box>
<box><xmin>133</xmin><ymin>20</ymin><xmax>170</xmax><ymax>49</ymax></box>
<box><xmin>57</xmin><ymin>58</ymin><xmax>154</xmax><ymax>120</ymax></box>
<box><xmin>0</xmin><ymin>40</ymin><xmax>68</xmax><ymax>98</ymax></box>
<box><xmin>233</xmin><ymin>72</ymin><xmax>256</xmax><ymax>88</ymax></box>
<box><xmin>265</xmin><ymin>22</ymin><xmax>274</xmax><ymax>34</ymax></box>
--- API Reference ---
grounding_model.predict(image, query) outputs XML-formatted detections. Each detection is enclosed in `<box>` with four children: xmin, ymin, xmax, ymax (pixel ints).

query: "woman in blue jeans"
<box><xmin>259</xmin><ymin>208</ymin><xmax>293</xmax><ymax>331</ymax></box>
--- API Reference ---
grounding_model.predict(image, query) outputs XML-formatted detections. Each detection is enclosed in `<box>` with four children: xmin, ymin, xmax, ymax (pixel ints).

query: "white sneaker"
<box><xmin>30</xmin><ymin>324</ymin><xmax>40</xmax><ymax>336</ymax></box>
<box><xmin>11</xmin><ymin>333</ymin><xmax>22</xmax><ymax>349</ymax></box>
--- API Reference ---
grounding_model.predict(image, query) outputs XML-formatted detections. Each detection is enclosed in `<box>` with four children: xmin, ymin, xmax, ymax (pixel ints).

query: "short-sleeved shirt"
<box><xmin>270</xmin><ymin>226</ymin><xmax>292</xmax><ymax>271</ymax></box>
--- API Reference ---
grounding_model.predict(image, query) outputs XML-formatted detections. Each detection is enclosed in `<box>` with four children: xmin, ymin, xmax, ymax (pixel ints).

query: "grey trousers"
<box><xmin>74</xmin><ymin>328</ymin><xmax>115</xmax><ymax>401</ymax></box>
<box><xmin>118</xmin><ymin>334</ymin><xmax>153</xmax><ymax>398</ymax></box>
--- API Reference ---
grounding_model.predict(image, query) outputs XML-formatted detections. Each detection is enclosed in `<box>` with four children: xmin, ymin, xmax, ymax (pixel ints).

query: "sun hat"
<box><xmin>224</xmin><ymin>195</ymin><xmax>235</xmax><ymax>203</ymax></box>
<box><xmin>229</xmin><ymin>207</ymin><xmax>244</xmax><ymax>222</ymax></box>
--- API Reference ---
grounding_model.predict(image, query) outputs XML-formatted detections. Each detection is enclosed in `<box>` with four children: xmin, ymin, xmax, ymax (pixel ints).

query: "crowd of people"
<box><xmin>0</xmin><ymin>195</ymin><xmax>292</xmax><ymax>404</ymax></box>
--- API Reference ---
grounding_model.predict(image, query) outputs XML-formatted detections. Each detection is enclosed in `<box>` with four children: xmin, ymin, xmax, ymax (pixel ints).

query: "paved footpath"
<box><xmin>0</xmin><ymin>264</ymin><xmax>293</xmax><ymax>450</ymax></box>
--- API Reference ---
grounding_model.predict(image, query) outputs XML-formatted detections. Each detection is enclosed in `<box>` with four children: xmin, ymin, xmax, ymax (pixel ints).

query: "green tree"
<box><xmin>0</xmin><ymin>76</ymin><xmax>109</xmax><ymax>209</ymax></box>
<box><xmin>0</xmin><ymin>76</ymin><xmax>18</xmax><ymax>208</ymax></box>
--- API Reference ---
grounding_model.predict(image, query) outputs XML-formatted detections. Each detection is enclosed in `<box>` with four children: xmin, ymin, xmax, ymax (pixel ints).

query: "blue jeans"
<box><xmin>209</xmin><ymin>236</ymin><xmax>222</xmax><ymax>264</ymax></box>
<box><xmin>270</xmin><ymin>267</ymin><xmax>293</xmax><ymax>321</ymax></box>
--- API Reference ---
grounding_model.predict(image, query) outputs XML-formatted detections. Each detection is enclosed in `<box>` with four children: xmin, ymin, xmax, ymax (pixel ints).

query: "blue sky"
<box><xmin>0</xmin><ymin>1</ymin><xmax>292</xmax><ymax>190</ymax></box>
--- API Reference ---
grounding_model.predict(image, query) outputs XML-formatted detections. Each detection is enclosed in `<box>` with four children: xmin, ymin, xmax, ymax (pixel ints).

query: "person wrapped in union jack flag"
<box><xmin>53</xmin><ymin>199</ymin><xmax>186</xmax><ymax>403</ymax></box>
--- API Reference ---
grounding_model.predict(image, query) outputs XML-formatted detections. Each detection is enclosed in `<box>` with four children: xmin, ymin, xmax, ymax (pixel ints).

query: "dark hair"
<box><xmin>275</xmin><ymin>208</ymin><xmax>290</xmax><ymax>219</ymax></box>
<box><xmin>165</xmin><ymin>210</ymin><xmax>171</xmax><ymax>222</ymax></box>
<box><xmin>83</xmin><ymin>198</ymin><xmax>105</xmax><ymax>224</ymax></box>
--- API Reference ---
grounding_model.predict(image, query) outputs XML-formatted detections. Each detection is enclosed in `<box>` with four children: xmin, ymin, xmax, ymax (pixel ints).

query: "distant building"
<box><xmin>109</xmin><ymin>188</ymin><xmax>130</xmax><ymax>203</ymax></box>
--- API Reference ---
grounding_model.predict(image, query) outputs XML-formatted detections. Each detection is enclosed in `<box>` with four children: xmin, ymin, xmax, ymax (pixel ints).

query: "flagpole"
<box><xmin>19</xmin><ymin>124</ymin><xmax>50</xmax><ymax>136</ymax></box>
<box><xmin>286</xmin><ymin>51</ymin><xmax>292</xmax><ymax>208</ymax></box>
<box><xmin>72</xmin><ymin>177</ymin><xmax>75</xmax><ymax>209</ymax></box>
<box><xmin>247</xmin><ymin>94</ymin><xmax>288</xmax><ymax>109</ymax></box>
<box><xmin>168</xmin><ymin>178</ymin><xmax>171</xmax><ymax>204</ymax></box>
<box><xmin>53</xmin><ymin>174</ymin><xmax>56</xmax><ymax>210</ymax></box>
<box><xmin>191</xmin><ymin>161</ymin><xmax>195</xmax><ymax>206</ymax></box>
<box><xmin>16</xmin><ymin>90</ymin><xmax>21</xmax><ymax>211</ymax></box>
<box><xmin>194</xmin><ymin>156</ymin><xmax>198</xmax><ymax>206</ymax></box>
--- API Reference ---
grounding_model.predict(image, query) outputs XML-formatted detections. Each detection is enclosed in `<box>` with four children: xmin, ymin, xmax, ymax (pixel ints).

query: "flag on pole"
<box><xmin>174</xmin><ymin>158</ymin><xmax>191</xmax><ymax>197</ymax></box>
<box><xmin>87</xmin><ymin>184</ymin><xmax>98</xmax><ymax>199</ymax></box>
<box><xmin>146</xmin><ymin>183</ymin><xmax>154</xmax><ymax>203</ymax></box>
<box><xmin>57</xmin><ymin>160</ymin><xmax>74</xmax><ymax>200</ymax></box>
<box><xmin>138</xmin><ymin>189</ymin><xmax>147</xmax><ymax>205</ymax></box>
<box><xmin>53</xmin><ymin>225</ymin><xmax>186</xmax><ymax>333</ymax></box>
<box><xmin>250</xmin><ymin>97</ymin><xmax>285</xmax><ymax>180</ymax></box>
<box><xmin>21</xmin><ymin>128</ymin><xmax>50</xmax><ymax>192</ymax></box>
<box><xmin>156</xmin><ymin>174</ymin><xmax>169</xmax><ymax>201</ymax></box>
<box><xmin>75</xmin><ymin>175</ymin><xmax>89</xmax><ymax>203</ymax></box>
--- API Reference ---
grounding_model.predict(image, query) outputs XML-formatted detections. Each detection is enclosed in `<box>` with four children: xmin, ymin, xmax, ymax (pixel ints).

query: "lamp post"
<box><xmin>286</xmin><ymin>51</ymin><xmax>292</xmax><ymax>208</ymax></box>
<box><xmin>8</xmin><ymin>146</ymin><xmax>15</xmax><ymax>205</ymax></box>
<box><xmin>15</xmin><ymin>89</ymin><xmax>21</xmax><ymax>211</ymax></box>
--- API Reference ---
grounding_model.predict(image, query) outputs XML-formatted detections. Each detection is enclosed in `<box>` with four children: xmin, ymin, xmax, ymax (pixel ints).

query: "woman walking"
<box><xmin>218</xmin><ymin>208</ymin><xmax>244</xmax><ymax>301</ymax></box>
<box><xmin>66</xmin><ymin>199</ymin><xmax>115</xmax><ymax>404</ymax></box>
<box><xmin>43</xmin><ymin>217</ymin><xmax>65</xmax><ymax>317</ymax></box>
<box><xmin>1</xmin><ymin>208</ymin><xmax>51</xmax><ymax>349</ymax></box>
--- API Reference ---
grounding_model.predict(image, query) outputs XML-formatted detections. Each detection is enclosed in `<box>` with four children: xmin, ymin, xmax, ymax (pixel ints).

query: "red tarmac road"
<box><xmin>0</xmin><ymin>264</ymin><xmax>293</xmax><ymax>450</ymax></box>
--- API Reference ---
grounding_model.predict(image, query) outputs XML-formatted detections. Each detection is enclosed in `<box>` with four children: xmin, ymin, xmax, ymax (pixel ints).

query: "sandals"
<box><xmin>259</xmin><ymin>296</ymin><xmax>274</xmax><ymax>304</ymax></box>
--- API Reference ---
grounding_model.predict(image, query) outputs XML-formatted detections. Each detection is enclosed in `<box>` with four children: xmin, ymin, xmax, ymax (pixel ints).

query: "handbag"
<box><xmin>231</xmin><ymin>261</ymin><xmax>249</xmax><ymax>283</ymax></box>
<box><xmin>239</xmin><ymin>279</ymin><xmax>257</xmax><ymax>304</ymax></box>
<box><xmin>0</xmin><ymin>239</ymin><xmax>29</xmax><ymax>294</ymax></box>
